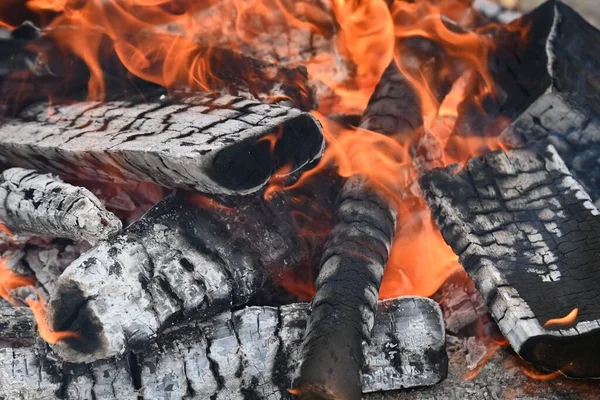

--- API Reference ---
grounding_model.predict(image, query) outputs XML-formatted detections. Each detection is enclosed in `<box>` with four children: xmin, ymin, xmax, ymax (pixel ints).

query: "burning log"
<box><xmin>0</xmin><ymin>297</ymin><xmax>445</xmax><ymax>399</ymax></box>
<box><xmin>0</xmin><ymin>168</ymin><xmax>121</xmax><ymax>243</ymax></box>
<box><xmin>420</xmin><ymin>145</ymin><xmax>600</xmax><ymax>377</ymax></box>
<box><xmin>0</xmin><ymin>23</ymin><xmax>317</xmax><ymax>111</ymax></box>
<box><xmin>0</xmin><ymin>94</ymin><xmax>324</xmax><ymax>195</ymax></box>
<box><xmin>46</xmin><ymin>189</ymin><xmax>325</xmax><ymax>363</ymax></box>
<box><xmin>296</xmin><ymin>176</ymin><xmax>396</xmax><ymax>400</ymax></box>
<box><xmin>295</xmin><ymin>62</ymin><xmax>422</xmax><ymax>400</ymax></box>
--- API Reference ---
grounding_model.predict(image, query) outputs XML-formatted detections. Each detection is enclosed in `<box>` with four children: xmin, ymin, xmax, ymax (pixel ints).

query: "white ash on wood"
<box><xmin>0</xmin><ymin>297</ymin><xmax>446</xmax><ymax>400</ymax></box>
<box><xmin>420</xmin><ymin>145</ymin><xmax>600</xmax><ymax>377</ymax></box>
<box><xmin>0</xmin><ymin>94</ymin><xmax>324</xmax><ymax>195</ymax></box>
<box><xmin>46</xmin><ymin>188</ymin><xmax>328</xmax><ymax>364</ymax></box>
<box><xmin>0</xmin><ymin>168</ymin><xmax>121</xmax><ymax>244</ymax></box>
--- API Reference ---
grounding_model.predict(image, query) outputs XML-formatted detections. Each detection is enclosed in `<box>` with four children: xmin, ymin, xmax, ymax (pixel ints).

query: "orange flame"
<box><xmin>521</xmin><ymin>366</ymin><xmax>562</xmax><ymax>382</ymax></box>
<box><xmin>26</xmin><ymin>297</ymin><xmax>81</xmax><ymax>344</ymax></box>
<box><xmin>186</xmin><ymin>193</ymin><xmax>239</xmax><ymax>214</ymax></box>
<box><xmin>0</xmin><ymin>258</ymin><xmax>78</xmax><ymax>343</ymax></box>
<box><xmin>14</xmin><ymin>0</ymin><xmax>526</xmax><ymax>300</ymax></box>
<box><xmin>0</xmin><ymin>259</ymin><xmax>36</xmax><ymax>306</ymax></box>
<box><xmin>544</xmin><ymin>308</ymin><xmax>579</xmax><ymax>328</ymax></box>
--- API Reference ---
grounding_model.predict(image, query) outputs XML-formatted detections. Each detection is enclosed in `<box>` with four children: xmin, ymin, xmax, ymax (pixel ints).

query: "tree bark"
<box><xmin>421</xmin><ymin>145</ymin><xmax>600</xmax><ymax>377</ymax></box>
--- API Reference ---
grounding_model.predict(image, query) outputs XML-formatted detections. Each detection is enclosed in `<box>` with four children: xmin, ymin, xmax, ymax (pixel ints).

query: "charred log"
<box><xmin>0</xmin><ymin>23</ymin><xmax>316</xmax><ymax>111</ymax></box>
<box><xmin>0</xmin><ymin>300</ymin><xmax>36</xmax><ymax>347</ymax></box>
<box><xmin>501</xmin><ymin>90</ymin><xmax>600</xmax><ymax>202</ymax></box>
<box><xmin>420</xmin><ymin>145</ymin><xmax>600</xmax><ymax>377</ymax></box>
<box><xmin>0</xmin><ymin>94</ymin><xmax>324</xmax><ymax>195</ymax></box>
<box><xmin>0</xmin><ymin>168</ymin><xmax>121</xmax><ymax>243</ymax></box>
<box><xmin>46</xmin><ymin>188</ymin><xmax>329</xmax><ymax>363</ymax></box>
<box><xmin>0</xmin><ymin>297</ymin><xmax>446</xmax><ymax>400</ymax></box>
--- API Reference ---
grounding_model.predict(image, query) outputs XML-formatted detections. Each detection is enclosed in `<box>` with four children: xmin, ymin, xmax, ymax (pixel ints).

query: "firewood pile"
<box><xmin>1</xmin><ymin>0</ymin><xmax>600</xmax><ymax>399</ymax></box>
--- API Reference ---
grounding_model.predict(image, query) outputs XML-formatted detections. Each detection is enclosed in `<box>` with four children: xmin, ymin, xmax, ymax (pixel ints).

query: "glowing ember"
<box><xmin>544</xmin><ymin>308</ymin><xmax>579</xmax><ymax>328</ymax></box>
<box><xmin>186</xmin><ymin>193</ymin><xmax>239</xmax><ymax>214</ymax></box>
<box><xmin>0</xmin><ymin>222</ymin><xmax>13</xmax><ymax>239</ymax></box>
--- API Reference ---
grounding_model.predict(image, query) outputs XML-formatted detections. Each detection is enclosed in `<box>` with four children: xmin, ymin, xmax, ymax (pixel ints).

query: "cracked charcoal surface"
<box><xmin>0</xmin><ymin>94</ymin><xmax>324</xmax><ymax>195</ymax></box>
<box><xmin>420</xmin><ymin>145</ymin><xmax>600</xmax><ymax>377</ymax></box>
<box><xmin>0</xmin><ymin>297</ymin><xmax>446</xmax><ymax>400</ymax></box>
<box><xmin>499</xmin><ymin>2</ymin><xmax>600</xmax><ymax>201</ymax></box>
<box><xmin>0</xmin><ymin>168</ymin><xmax>122</xmax><ymax>244</ymax></box>
<box><xmin>47</xmin><ymin>190</ymin><xmax>319</xmax><ymax>363</ymax></box>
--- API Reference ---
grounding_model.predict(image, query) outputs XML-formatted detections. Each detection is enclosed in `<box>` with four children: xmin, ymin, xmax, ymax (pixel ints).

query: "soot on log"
<box><xmin>0</xmin><ymin>94</ymin><xmax>324</xmax><ymax>195</ymax></box>
<box><xmin>421</xmin><ymin>145</ymin><xmax>600</xmax><ymax>377</ymax></box>
<box><xmin>0</xmin><ymin>297</ymin><xmax>446</xmax><ymax>400</ymax></box>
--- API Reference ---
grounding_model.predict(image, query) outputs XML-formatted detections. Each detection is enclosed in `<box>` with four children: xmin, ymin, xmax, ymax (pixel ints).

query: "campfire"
<box><xmin>1</xmin><ymin>0</ymin><xmax>600</xmax><ymax>399</ymax></box>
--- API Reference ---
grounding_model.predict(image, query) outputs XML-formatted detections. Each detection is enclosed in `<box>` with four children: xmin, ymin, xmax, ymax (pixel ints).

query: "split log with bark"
<box><xmin>0</xmin><ymin>296</ymin><xmax>446</xmax><ymax>400</ymax></box>
<box><xmin>0</xmin><ymin>94</ymin><xmax>324</xmax><ymax>195</ymax></box>
<box><xmin>0</xmin><ymin>168</ymin><xmax>122</xmax><ymax>243</ymax></box>
<box><xmin>46</xmin><ymin>187</ymin><xmax>332</xmax><ymax>363</ymax></box>
<box><xmin>420</xmin><ymin>145</ymin><xmax>600</xmax><ymax>377</ymax></box>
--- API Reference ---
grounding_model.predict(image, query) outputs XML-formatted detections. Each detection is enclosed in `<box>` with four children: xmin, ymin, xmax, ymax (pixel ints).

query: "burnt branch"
<box><xmin>46</xmin><ymin>189</ymin><xmax>327</xmax><ymax>364</ymax></box>
<box><xmin>0</xmin><ymin>94</ymin><xmax>324</xmax><ymax>195</ymax></box>
<box><xmin>421</xmin><ymin>146</ymin><xmax>600</xmax><ymax>377</ymax></box>
<box><xmin>0</xmin><ymin>297</ymin><xmax>445</xmax><ymax>400</ymax></box>
<box><xmin>0</xmin><ymin>168</ymin><xmax>121</xmax><ymax>243</ymax></box>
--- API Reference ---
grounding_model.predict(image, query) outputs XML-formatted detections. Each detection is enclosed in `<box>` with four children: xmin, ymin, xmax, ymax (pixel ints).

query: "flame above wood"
<box><xmin>0</xmin><ymin>0</ymin><xmax>530</xmax><ymax>300</ymax></box>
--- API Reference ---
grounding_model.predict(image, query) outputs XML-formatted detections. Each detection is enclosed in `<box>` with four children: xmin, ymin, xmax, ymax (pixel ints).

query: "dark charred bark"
<box><xmin>0</xmin><ymin>94</ymin><xmax>324</xmax><ymax>195</ymax></box>
<box><xmin>46</xmin><ymin>188</ymin><xmax>331</xmax><ymax>364</ymax></box>
<box><xmin>420</xmin><ymin>145</ymin><xmax>600</xmax><ymax>377</ymax></box>
<box><xmin>0</xmin><ymin>297</ymin><xmax>445</xmax><ymax>400</ymax></box>
<box><xmin>295</xmin><ymin>176</ymin><xmax>396</xmax><ymax>400</ymax></box>
<box><xmin>0</xmin><ymin>168</ymin><xmax>121</xmax><ymax>243</ymax></box>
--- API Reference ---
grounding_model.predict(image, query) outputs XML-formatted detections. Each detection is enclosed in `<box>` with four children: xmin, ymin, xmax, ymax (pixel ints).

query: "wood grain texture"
<box><xmin>0</xmin><ymin>168</ymin><xmax>121</xmax><ymax>243</ymax></box>
<box><xmin>0</xmin><ymin>297</ymin><xmax>445</xmax><ymax>400</ymax></box>
<box><xmin>421</xmin><ymin>145</ymin><xmax>600</xmax><ymax>377</ymax></box>
<box><xmin>0</xmin><ymin>94</ymin><xmax>324</xmax><ymax>195</ymax></box>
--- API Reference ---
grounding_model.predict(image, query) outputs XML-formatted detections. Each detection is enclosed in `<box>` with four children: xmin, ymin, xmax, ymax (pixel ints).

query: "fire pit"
<box><xmin>1</xmin><ymin>0</ymin><xmax>600</xmax><ymax>399</ymax></box>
